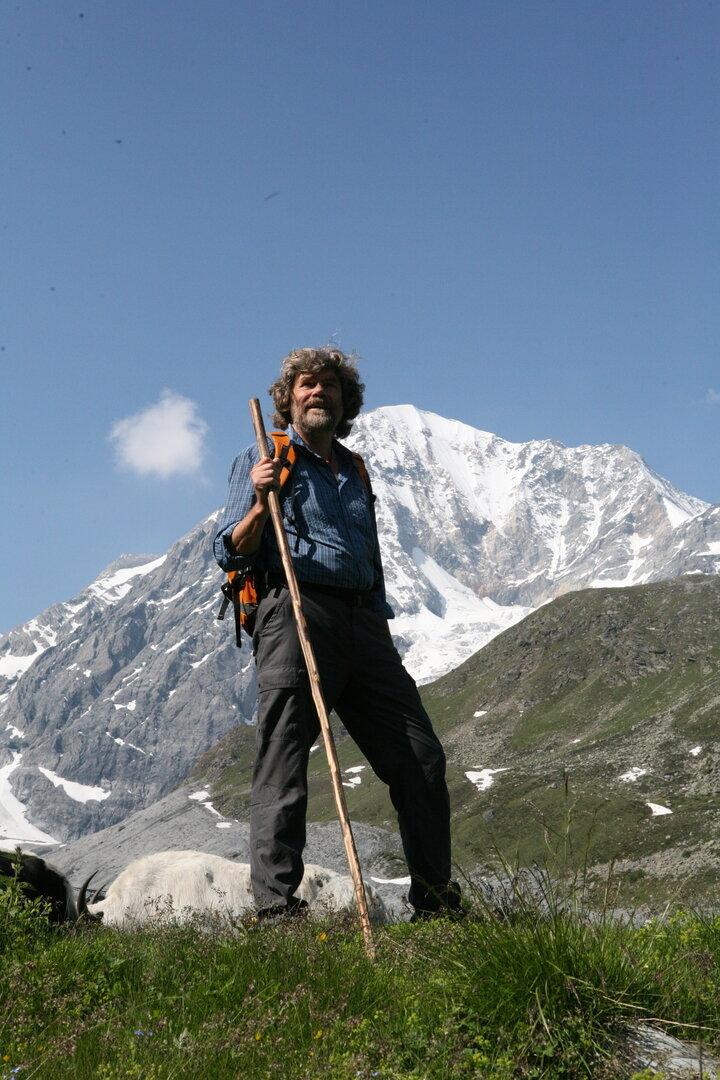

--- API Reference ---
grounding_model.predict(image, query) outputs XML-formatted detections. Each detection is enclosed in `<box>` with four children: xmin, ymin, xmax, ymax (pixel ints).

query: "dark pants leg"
<box><xmin>335</xmin><ymin>608</ymin><xmax>451</xmax><ymax>911</ymax></box>
<box><xmin>250</xmin><ymin>587</ymin><xmax>345</xmax><ymax>909</ymax></box>
<box><xmin>249</xmin><ymin>587</ymin><xmax>451</xmax><ymax>912</ymax></box>
<box><xmin>249</xmin><ymin>682</ymin><xmax>319</xmax><ymax>908</ymax></box>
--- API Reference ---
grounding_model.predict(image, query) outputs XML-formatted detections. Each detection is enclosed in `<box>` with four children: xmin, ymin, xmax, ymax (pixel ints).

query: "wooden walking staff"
<box><xmin>249</xmin><ymin>399</ymin><xmax>376</xmax><ymax>959</ymax></box>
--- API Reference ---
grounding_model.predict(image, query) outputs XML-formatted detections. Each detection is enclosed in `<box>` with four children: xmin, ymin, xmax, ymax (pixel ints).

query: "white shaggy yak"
<box><xmin>88</xmin><ymin>850</ymin><xmax>389</xmax><ymax>927</ymax></box>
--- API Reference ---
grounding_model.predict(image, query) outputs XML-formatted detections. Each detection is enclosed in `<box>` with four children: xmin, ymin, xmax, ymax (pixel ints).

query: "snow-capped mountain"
<box><xmin>0</xmin><ymin>554</ymin><xmax>165</xmax><ymax>699</ymax></box>
<box><xmin>350</xmin><ymin>406</ymin><xmax>711</xmax><ymax>606</ymax></box>
<box><xmin>0</xmin><ymin>405</ymin><xmax>717</xmax><ymax>845</ymax></box>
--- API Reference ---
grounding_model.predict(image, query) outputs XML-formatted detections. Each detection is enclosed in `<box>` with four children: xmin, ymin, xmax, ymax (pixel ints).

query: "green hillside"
<box><xmin>195</xmin><ymin>575</ymin><xmax>720</xmax><ymax>907</ymax></box>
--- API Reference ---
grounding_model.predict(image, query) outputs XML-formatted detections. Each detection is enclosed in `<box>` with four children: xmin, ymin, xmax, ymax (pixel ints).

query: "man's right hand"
<box><xmin>251</xmin><ymin>457</ymin><xmax>282</xmax><ymax>507</ymax></box>
<box><xmin>229</xmin><ymin>456</ymin><xmax>280</xmax><ymax>555</ymax></box>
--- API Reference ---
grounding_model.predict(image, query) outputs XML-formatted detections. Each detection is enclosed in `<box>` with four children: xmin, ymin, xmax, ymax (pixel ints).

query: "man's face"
<box><xmin>290</xmin><ymin>369</ymin><xmax>343</xmax><ymax>436</ymax></box>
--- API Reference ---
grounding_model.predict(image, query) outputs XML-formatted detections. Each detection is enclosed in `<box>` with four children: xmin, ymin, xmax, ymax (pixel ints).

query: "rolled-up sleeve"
<box><xmin>212</xmin><ymin>447</ymin><xmax>262</xmax><ymax>573</ymax></box>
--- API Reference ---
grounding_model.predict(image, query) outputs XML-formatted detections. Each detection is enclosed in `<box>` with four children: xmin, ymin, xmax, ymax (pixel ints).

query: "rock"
<box><xmin>621</xmin><ymin>1021</ymin><xmax>720</xmax><ymax>1078</ymax></box>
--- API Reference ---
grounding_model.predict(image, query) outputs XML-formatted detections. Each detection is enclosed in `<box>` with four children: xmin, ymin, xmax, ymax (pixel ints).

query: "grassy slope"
<box><xmin>4</xmin><ymin>876</ymin><xmax>720</xmax><ymax>1079</ymax></box>
<box><xmin>195</xmin><ymin>575</ymin><xmax>720</xmax><ymax>906</ymax></box>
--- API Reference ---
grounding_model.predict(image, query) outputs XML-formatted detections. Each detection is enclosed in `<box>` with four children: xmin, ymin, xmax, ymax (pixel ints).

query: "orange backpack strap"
<box><xmin>269</xmin><ymin>431</ymin><xmax>297</xmax><ymax>487</ymax></box>
<box><xmin>217</xmin><ymin>433</ymin><xmax>298</xmax><ymax>646</ymax></box>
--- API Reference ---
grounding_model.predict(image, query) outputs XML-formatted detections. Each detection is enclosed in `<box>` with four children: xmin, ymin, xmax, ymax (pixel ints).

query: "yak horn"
<box><xmin>90</xmin><ymin>880</ymin><xmax>110</xmax><ymax>904</ymax></box>
<box><xmin>77</xmin><ymin>870</ymin><xmax>102</xmax><ymax>922</ymax></box>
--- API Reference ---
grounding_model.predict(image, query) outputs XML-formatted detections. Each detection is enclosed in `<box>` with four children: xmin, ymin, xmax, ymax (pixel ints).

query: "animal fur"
<box><xmin>87</xmin><ymin>850</ymin><xmax>389</xmax><ymax>926</ymax></box>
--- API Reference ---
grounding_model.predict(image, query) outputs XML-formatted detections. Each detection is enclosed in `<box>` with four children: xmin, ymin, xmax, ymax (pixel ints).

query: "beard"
<box><xmin>290</xmin><ymin>400</ymin><xmax>341</xmax><ymax>435</ymax></box>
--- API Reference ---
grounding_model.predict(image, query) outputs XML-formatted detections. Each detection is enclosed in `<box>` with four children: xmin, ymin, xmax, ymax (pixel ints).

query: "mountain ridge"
<box><xmin>198</xmin><ymin>573</ymin><xmax>720</xmax><ymax>907</ymax></box>
<box><xmin>0</xmin><ymin>405</ymin><xmax>717</xmax><ymax>846</ymax></box>
<box><xmin>54</xmin><ymin>573</ymin><xmax>720</xmax><ymax>910</ymax></box>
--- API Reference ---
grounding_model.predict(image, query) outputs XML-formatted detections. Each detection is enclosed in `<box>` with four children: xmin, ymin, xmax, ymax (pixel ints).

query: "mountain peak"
<box><xmin>1</xmin><ymin>405</ymin><xmax>718</xmax><ymax>848</ymax></box>
<box><xmin>359</xmin><ymin>404</ymin><xmax>497</xmax><ymax>446</ymax></box>
<box><xmin>95</xmin><ymin>554</ymin><xmax>161</xmax><ymax>580</ymax></box>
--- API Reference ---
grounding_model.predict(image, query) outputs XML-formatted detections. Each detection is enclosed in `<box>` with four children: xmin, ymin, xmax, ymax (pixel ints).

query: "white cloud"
<box><xmin>706</xmin><ymin>388</ymin><xmax>720</xmax><ymax>405</ymax></box>
<box><xmin>109</xmin><ymin>390</ymin><xmax>208</xmax><ymax>478</ymax></box>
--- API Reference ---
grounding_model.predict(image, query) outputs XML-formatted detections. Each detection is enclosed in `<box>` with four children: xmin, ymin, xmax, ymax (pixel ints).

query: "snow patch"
<box><xmin>0</xmin><ymin>646</ymin><xmax>45</xmax><ymax>679</ymax></box>
<box><xmin>646</xmin><ymin>802</ymin><xmax>672</xmax><ymax>817</ymax></box>
<box><xmin>188</xmin><ymin>788</ymin><xmax>224</xmax><ymax>820</ymax></box>
<box><xmin>26</xmin><ymin>619</ymin><xmax>57</xmax><ymax>648</ymax></box>
<box><xmin>63</xmin><ymin>599</ymin><xmax>89</xmax><ymax>614</ymax></box>
<box><xmin>389</xmin><ymin>554</ymin><xmax>530</xmax><ymax>684</ymax></box>
<box><xmin>465</xmin><ymin>768</ymin><xmax>509</xmax><ymax>792</ymax></box>
<box><xmin>0</xmin><ymin>752</ymin><xmax>58</xmax><ymax>845</ymax></box>
<box><xmin>165</xmin><ymin>638</ymin><xmax>187</xmax><ymax>654</ymax></box>
<box><xmin>37</xmin><ymin>766</ymin><xmax>111</xmax><ymax>803</ymax></box>
<box><xmin>105</xmin><ymin>732</ymin><xmax>145</xmax><ymax>754</ymax></box>
<box><xmin>87</xmin><ymin>555</ymin><xmax>167</xmax><ymax>604</ymax></box>
<box><xmin>619</xmin><ymin>767</ymin><xmax>648</xmax><ymax>783</ymax></box>
<box><xmin>190</xmin><ymin>653</ymin><xmax>212</xmax><ymax>669</ymax></box>
<box><xmin>690</xmin><ymin>745</ymin><xmax>703</xmax><ymax>757</ymax></box>
<box><xmin>343</xmin><ymin>765</ymin><xmax>366</xmax><ymax>787</ymax></box>
<box><xmin>189</xmin><ymin>598</ymin><xmax>221</xmax><ymax>615</ymax></box>
<box><xmin>662</xmin><ymin>497</ymin><xmax>693</xmax><ymax>529</ymax></box>
<box><xmin>150</xmin><ymin>585</ymin><xmax>190</xmax><ymax>606</ymax></box>
<box><xmin>122</xmin><ymin>667</ymin><xmax>145</xmax><ymax>683</ymax></box>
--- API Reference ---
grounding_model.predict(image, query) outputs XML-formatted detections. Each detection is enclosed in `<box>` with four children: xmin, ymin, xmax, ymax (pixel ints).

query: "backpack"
<box><xmin>217</xmin><ymin>431</ymin><xmax>372</xmax><ymax>645</ymax></box>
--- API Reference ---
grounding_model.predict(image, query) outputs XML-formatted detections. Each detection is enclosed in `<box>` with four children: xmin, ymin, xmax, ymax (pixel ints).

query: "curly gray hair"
<box><xmin>269</xmin><ymin>347</ymin><xmax>365</xmax><ymax>439</ymax></box>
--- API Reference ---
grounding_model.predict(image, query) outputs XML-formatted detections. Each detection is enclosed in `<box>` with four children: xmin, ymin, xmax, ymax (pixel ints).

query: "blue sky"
<box><xmin>2</xmin><ymin>0</ymin><xmax>719</xmax><ymax>633</ymax></box>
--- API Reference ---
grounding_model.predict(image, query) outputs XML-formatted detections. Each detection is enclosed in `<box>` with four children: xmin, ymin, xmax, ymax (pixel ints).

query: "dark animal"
<box><xmin>0</xmin><ymin>849</ymin><xmax>101</xmax><ymax>923</ymax></box>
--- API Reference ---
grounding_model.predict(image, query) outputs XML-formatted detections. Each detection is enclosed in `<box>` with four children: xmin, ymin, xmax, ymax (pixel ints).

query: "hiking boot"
<box><xmin>410</xmin><ymin>880</ymin><xmax>466</xmax><ymax>923</ymax></box>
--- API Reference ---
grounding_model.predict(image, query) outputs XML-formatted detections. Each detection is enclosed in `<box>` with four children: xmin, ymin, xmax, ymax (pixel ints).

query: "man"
<box><xmin>213</xmin><ymin>347</ymin><xmax>461</xmax><ymax>920</ymax></box>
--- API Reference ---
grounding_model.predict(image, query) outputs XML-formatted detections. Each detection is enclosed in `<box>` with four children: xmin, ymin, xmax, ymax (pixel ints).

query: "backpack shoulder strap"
<box><xmin>270</xmin><ymin>432</ymin><xmax>368</xmax><ymax>494</ymax></box>
<box><xmin>217</xmin><ymin>433</ymin><xmax>298</xmax><ymax>648</ymax></box>
<box><xmin>350</xmin><ymin>451</ymin><xmax>373</xmax><ymax>496</ymax></box>
<box><xmin>269</xmin><ymin>431</ymin><xmax>297</xmax><ymax>489</ymax></box>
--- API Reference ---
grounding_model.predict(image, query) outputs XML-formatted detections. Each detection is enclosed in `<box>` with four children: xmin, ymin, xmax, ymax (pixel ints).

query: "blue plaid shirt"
<box><xmin>213</xmin><ymin>426</ymin><xmax>394</xmax><ymax>617</ymax></box>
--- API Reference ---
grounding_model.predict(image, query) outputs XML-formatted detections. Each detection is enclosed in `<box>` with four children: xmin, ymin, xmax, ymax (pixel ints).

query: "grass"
<box><xmin>2</xmin><ymin>865</ymin><xmax>720</xmax><ymax>1079</ymax></box>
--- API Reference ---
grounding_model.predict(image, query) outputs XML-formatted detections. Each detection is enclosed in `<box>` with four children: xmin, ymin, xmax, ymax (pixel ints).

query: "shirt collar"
<box><xmin>288</xmin><ymin>424</ymin><xmax>350</xmax><ymax>464</ymax></box>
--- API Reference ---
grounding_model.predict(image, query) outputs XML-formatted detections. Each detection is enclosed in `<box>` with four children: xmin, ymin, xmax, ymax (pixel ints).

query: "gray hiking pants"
<box><xmin>250</xmin><ymin>583</ymin><xmax>452</xmax><ymax>912</ymax></box>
